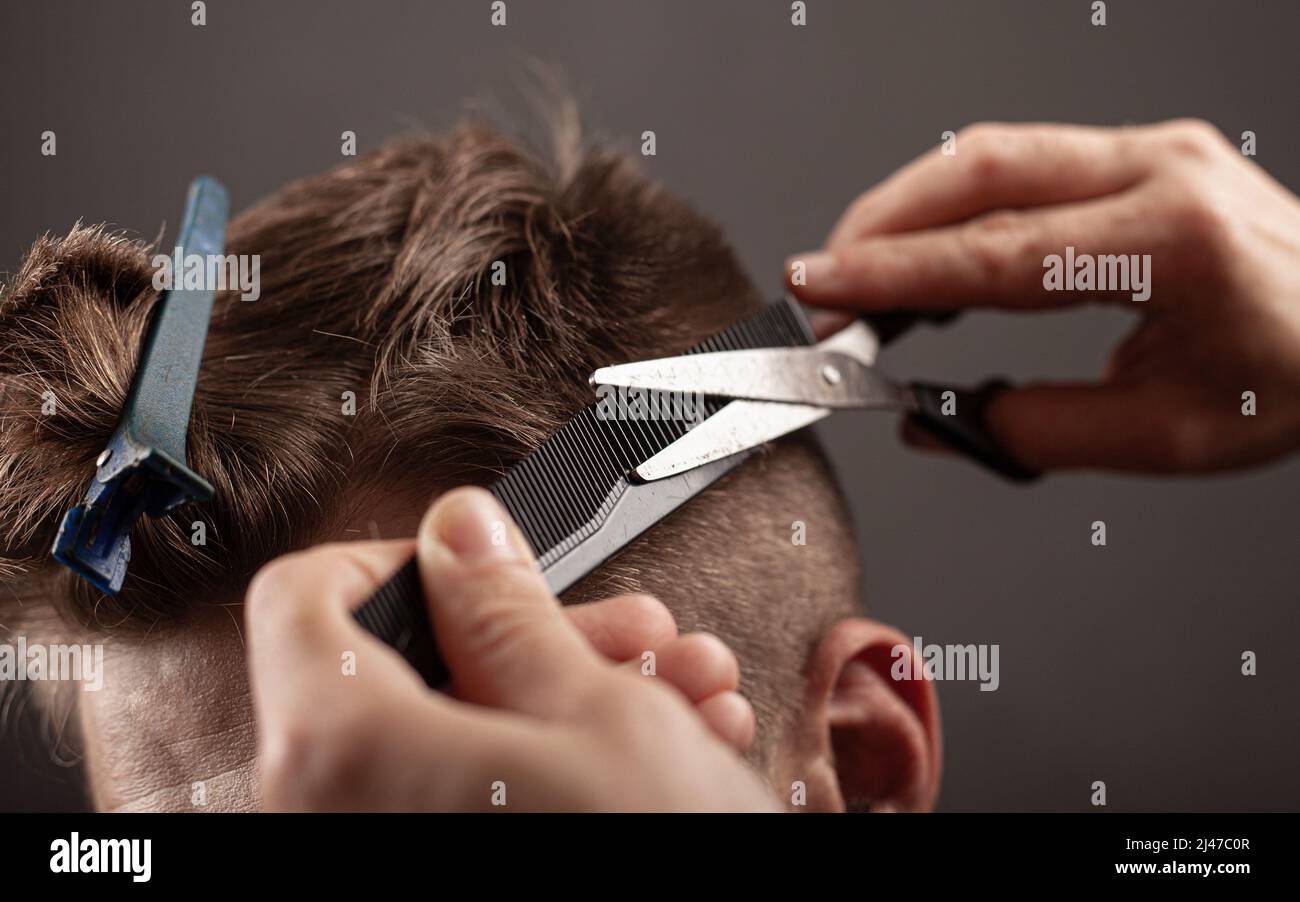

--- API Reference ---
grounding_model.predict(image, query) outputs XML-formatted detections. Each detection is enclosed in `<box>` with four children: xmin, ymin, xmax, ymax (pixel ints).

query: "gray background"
<box><xmin>1</xmin><ymin>0</ymin><xmax>1296</xmax><ymax>812</ymax></box>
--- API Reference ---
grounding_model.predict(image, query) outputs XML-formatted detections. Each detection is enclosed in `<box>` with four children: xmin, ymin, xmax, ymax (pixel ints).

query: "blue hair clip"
<box><xmin>52</xmin><ymin>176</ymin><xmax>229</xmax><ymax>594</ymax></box>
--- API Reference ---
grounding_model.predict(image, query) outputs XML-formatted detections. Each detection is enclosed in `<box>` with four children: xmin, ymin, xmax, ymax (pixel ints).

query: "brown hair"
<box><xmin>0</xmin><ymin>118</ymin><xmax>862</xmax><ymax>757</ymax></box>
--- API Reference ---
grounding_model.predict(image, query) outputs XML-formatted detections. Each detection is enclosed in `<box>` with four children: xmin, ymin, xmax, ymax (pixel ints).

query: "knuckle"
<box><xmin>259</xmin><ymin>723</ymin><xmax>320</xmax><ymax>809</ymax></box>
<box><xmin>962</xmin><ymin>211</ymin><xmax>1027</xmax><ymax>284</ymax></box>
<box><xmin>245</xmin><ymin>557</ymin><xmax>292</xmax><ymax>609</ymax></box>
<box><xmin>622</xmin><ymin>592</ymin><xmax>676</xmax><ymax>634</ymax></box>
<box><xmin>691</xmin><ymin>630</ymin><xmax>738</xmax><ymax>666</ymax></box>
<box><xmin>460</xmin><ymin>606</ymin><xmax>535</xmax><ymax>662</ymax></box>
<box><xmin>1166</xmin><ymin>180</ymin><xmax>1240</xmax><ymax>263</ymax></box>
<box><xmin>828</xmin><ymin>243</ymin><xmax>867</xmax><ymax>280</ymax></box>
<box><xmin>463</xmin><ymin>560</ymin><xmax>549</xmax><ymax>605</ymax></box>
<box><xmin>257</xmin><ymin>730</ymin><xmax>303</xmax><ymax>809</ymax></box>
<box><xmin>454</xmin><ymin>565</ymin><xmax>557</xmax><ymax>658</ymax></box>
<box><xmin>259</xmin><ymin>710</ymin><xmax>376</xmax><ymax>810</ymax></box>
<box><xmin>1156</xmin><ymin>118</ymin><xmax>1228</xmax><ymax>159</ymax></box>
<box><xmin>959</xmin><ymin>125</ymin><xmax>1013</xmax><ymax>182</ymax></box>
<box><xmin>956</xmin><ymin>122</ymin><xmax>1002</xmax><ymax>148</ymax></box>
<box><xmin>1162</xmin><ymin>411</ymin><xmax>1219</xmax><ymax>472</ymax></box>
<box><xmin>841</xmin><ymin>192</ymin><xmax>878</xmax><ymax>232</ymax></box>
<box><xmin>246</xmin><ymin>546</ymin><xmax>371</xmax><ymax>654</ymax></box>
<box><xmin>245</xmin><ymin>554</ymin><xmax>314</xmax><ymax>627</ymax></box>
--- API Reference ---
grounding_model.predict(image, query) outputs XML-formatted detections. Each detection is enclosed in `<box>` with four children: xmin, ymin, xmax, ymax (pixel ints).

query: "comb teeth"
<box><xmin>489</xmin><ymin>298</ymin><xmax>814</xmax><ymax>568</ymax></box>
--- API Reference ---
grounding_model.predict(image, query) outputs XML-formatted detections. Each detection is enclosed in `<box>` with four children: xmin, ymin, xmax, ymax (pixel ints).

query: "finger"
<box><xmin>617</xmin><ymin>630</ymin><xmax>753</xmax><ymax>754</ymax></box>
<box><xmin>696</xmin><ymin>692</ymin><xmax>757</xmax><ymax>755</ymax></box>
<box><xmin>902</xmin><ymin>379</ymin><xmax>1192</xmax><ymax>473</ymax></box>
<box><xmin>245</xmin><ymin>540</ymin><xmax>439</xmax><ymax>749</ymax></box>
<box><xmin>245</xmin><ymin>538</ymin><xmax>592</xmax><ymax>812</ymax></box>
<box><xmin>633</xmin><ymin>633</ymin><xmax>740</xmax><ymax>703</ymax></box>
<box><xmin>564</xmin><ymin>593</ymin><xmax>677</xmax><ymax>662</ymax></box>
<box><xmin>825</xmin><ymin>123</ymin><xmax>1150</xmax><ymax>247</ymax></box>
<box><xmin>789</xmin><ymin>191</ymin><xmax>1161</xmax><ymax>313</ymax></box>
<box><xmin>985</xmin><ymin>381</ymin><xmax>1191</xmax><ymax>472</ymax></box>
<box><xmin>418</xmin><ymin>486</ymin><xmax>605</xmax><ymax>717</ymax></box>
<box><xmin>247</xmin><ymin>540</ymin><xmax>426</xmax><ymax>702</ymax></box>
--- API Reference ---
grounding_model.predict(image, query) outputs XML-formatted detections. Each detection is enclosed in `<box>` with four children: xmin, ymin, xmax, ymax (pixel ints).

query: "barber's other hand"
<box><xmin>245</xmin><ymin>487</ymin><xmax>777</xmax><ymax>812</ymax></box>
<box><xmin>787</xmin><ymin>119</ymin><xmax>1300</xmax><ymax>473</ymax></box>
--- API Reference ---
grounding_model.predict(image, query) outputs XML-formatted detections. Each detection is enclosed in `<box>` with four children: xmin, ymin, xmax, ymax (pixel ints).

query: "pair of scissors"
<box><xmin>591</xmin><ymin>309</ymin><xmax>1040</xmax><ymax>484</ymax></box>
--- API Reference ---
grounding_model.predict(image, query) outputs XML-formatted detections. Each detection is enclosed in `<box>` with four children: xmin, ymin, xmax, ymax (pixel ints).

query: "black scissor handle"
<box><xmin>853</xmin><ymin>312</ymin><xmax>1039</xmax><ymax>482</ymax></box>
<box><xmin>907</xmin><ymin>380</ymin><xmax>1041</xmax><ymax>483</ymax></box>
<box><xmin>863</xmin><ymin>310</ymin><xmax>959</xmax><ymax>346</ymax></box>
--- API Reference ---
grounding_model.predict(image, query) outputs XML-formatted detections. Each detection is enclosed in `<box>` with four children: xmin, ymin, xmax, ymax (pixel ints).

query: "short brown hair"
<box><xmin>0</xmin><ymin>118</ymin><xmax>862</xmax><ymax>759</ymax></box>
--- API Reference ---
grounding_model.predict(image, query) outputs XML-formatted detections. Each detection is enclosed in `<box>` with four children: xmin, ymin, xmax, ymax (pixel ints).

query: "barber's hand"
<box><xmin>245</xmin><ymin>487</ymin><xmax>778</xmax><ymax>812</ymax></box>
<box><xmin>787</xmin><ymin>119</ymin><xmax>1300</xmax><ymax>473</ymax></box>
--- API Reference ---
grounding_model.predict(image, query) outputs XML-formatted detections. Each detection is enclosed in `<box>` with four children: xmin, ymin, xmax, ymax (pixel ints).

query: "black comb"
<box><xmin>354</xmin><ymin>298</ymin><xmax>815</xmax><ymax>687</ymax></box>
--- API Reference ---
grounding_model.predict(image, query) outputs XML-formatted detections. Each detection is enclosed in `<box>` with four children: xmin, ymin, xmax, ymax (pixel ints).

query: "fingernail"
<box><xmin>430</xmin><ymin>489</ymin><xmax>520</xmax><ymax>563</ymax></box>
<box><xmin>785</xmin><ymin>251</ymin><xmax>841</xmax><ymax>294</ymax></box>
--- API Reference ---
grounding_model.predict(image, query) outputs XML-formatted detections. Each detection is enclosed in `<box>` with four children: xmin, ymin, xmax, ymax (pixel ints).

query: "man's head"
<box><xmin>0</xmin><ymin>117</ymin><xmax>939</xmax><ymax>811</ymax></box>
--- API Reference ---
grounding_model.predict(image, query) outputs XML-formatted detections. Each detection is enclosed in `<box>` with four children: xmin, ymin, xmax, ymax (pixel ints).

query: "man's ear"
<box><xmin>788</xmin><ymin>619</ymin><xmax>941</xmax><ymax>812</ymax></box>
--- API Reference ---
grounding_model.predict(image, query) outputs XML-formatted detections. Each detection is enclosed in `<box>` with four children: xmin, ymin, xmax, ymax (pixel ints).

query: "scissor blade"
<box><xmin>633</xmin><ymin>399</ymin><xmax>830</xmax><ymax>482</ymax></box>
<box><xmin>613</xmin><ymin>317</ymin><xmax>897</xmax><ymax>482</ymax></box>
<box><xmin>592</xmin><ymin>348</ymin><xmax>908</xmax><ymax>410</ymax></box>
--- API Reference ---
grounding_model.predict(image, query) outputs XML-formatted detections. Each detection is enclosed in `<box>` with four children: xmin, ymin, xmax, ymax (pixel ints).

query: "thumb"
<box><xmin>979</xmin><ymin>381</ymin><xmax>1182</xmax><ymax>472</ymax></box>
<box><xmin>417</xmin><ymin>486</ymin><xmax>604</xmax><ymax>717</ymax></box>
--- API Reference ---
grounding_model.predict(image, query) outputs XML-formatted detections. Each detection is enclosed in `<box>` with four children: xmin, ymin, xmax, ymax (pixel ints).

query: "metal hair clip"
<box><xmin>52</xmin><ymin>176</ymin><xmax>229</xmax><ymax>594</ymax></box>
